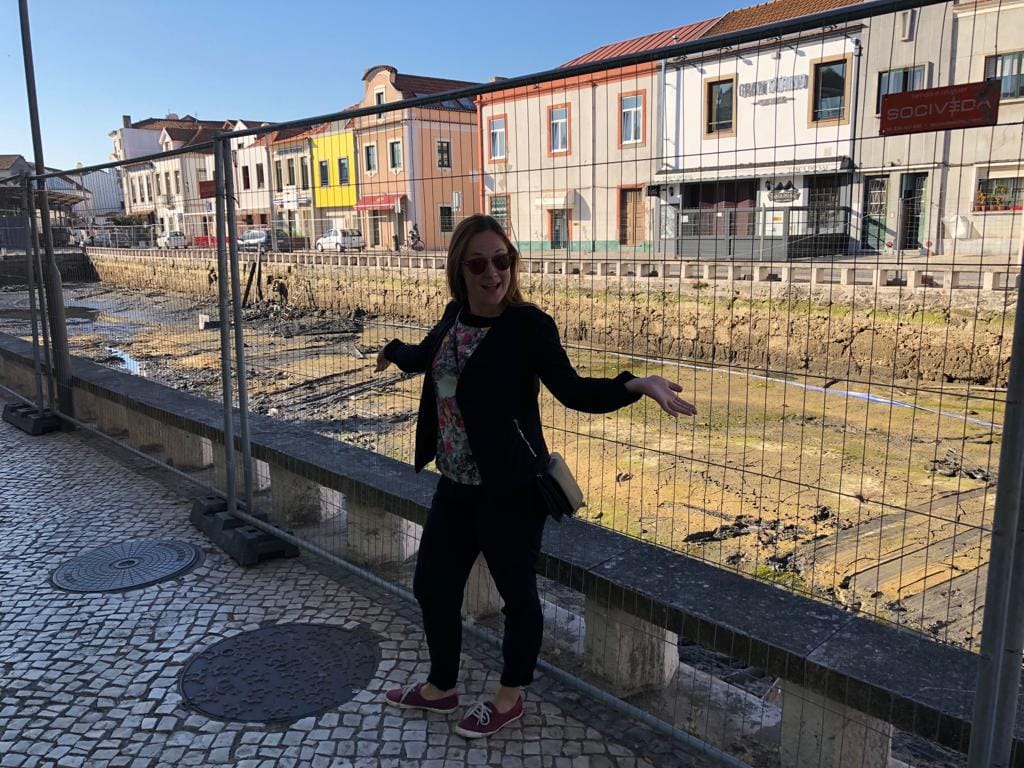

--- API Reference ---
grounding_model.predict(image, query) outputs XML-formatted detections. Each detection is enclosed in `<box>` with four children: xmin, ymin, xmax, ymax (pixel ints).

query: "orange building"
<box><xmin>350</xmin><ymin>65</ymin><xmax>480</xmax><ymax>251</ymax></box>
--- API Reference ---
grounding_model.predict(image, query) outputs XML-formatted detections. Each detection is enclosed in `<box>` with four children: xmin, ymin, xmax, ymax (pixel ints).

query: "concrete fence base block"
<box><xmin>463</xmin><ymin>554</ymin><xmax>501</xmax><ymax>619</ymax></box>
<box><xmin>269</xmin><ymin>464</ymin><xmax>325</xmax><ymax>528</ymax></box>
<box><xmin>163</xmin><ymin>425</ymin><xmax>211</xmax><ymax>470</ymax></box>
<box><xmin>583</xmin><ymin>598</ymin><xmax>679</xmax><ymax>695</ymax></box>
<box><xmin>212</xmin><ymin>446</ymin><xmax>271</xmax><ymax>495</ymax></box>
<box><xmin>346</xmin><ymin>495</ymin><xmax>417</xmax><ymax>565</ymax></box>
<box><xmin>779</xmin><ymin>680</ymin><xmax>892</xmax><ymax>768</ymax></box>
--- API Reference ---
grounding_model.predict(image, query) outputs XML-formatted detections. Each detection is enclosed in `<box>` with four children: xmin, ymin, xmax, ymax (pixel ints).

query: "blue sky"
<box><xmin>1</xmin><ymin>0</ymin><xmax>738</xmax><ymax>171</ymax></box>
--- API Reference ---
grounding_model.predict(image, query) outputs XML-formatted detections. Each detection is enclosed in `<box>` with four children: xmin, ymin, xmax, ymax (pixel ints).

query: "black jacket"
<box><xmin>383</xmin><ymin>300</ymin><xmax>641</xmax><ymax>491</ymax></box>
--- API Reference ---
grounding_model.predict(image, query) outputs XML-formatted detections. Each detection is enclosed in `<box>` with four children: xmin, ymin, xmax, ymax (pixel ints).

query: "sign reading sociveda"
<box><xmin>879</xmin><ymin>80</ymin><xmax>1000</xmax><ymax>136</ymax></box>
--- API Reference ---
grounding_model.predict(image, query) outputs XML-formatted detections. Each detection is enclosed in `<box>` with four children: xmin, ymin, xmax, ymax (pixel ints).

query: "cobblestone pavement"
<box><xmin>0</xmin><ymin>406</ymin><xmax>721</xmax><ymax>768</ymax></box>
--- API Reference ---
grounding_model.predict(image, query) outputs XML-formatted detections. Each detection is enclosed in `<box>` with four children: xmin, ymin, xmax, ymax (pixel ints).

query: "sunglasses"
<box><xmin>462</xmin><ymin>253</ymin><xmax>512</xmax><ymax>275</ymax></box>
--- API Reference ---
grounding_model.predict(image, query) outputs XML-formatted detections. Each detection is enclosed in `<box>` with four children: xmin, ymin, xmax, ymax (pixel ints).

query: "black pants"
<box><xmin>413</xmin><ymin>476</ymin><xmax>547</xmax><ymax>690</ymax></box>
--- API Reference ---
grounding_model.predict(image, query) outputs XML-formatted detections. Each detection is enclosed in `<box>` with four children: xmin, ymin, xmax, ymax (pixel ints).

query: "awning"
<box><xmin>355</xmin><ymin>193</ymin><xmax>405</xmax><ymax>212</ymax></box>
<box><xmin>533</xmin><ymin>190</ymin><xmax>572</xmax><ymax>208</ymax></box>
<box><xmin>657</xmin><ymin>157</ymin><xmax>851</xmax><ymax>184</ymax></box>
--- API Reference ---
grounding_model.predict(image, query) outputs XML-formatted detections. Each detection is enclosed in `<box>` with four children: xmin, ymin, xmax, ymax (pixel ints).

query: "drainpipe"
<box><xmin>591</xmin><ymin>81</ymin><xmax>597</xmax><ymax>253</ymax></box>
<box><xmin>848</xmin><ymin>36</ymin><xmax>863</xmax><ymax>251</ymax></box>
<box><xmin>655</xmin><ymin>57</ymin><xmax>667</xmax><ymax>257</ymax></box>
<box><xmin>476</xmin><ymin>97</ymin><xmax>485</xmax><ymax>213</ymax></box>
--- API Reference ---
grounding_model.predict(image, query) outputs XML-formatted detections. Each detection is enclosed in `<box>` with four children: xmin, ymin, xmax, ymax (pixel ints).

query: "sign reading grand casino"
<box><xmin>738</xmin><ymin>75</ymin><xmax>809</xmax><ymax>99</ymax></box>
<box><xmin>880</xmin><ymin>80</ymin><xmax>1001</xmax><ymax>136</ymax></box>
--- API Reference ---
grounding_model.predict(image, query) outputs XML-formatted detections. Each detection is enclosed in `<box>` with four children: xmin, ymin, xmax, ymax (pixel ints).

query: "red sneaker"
<box><xmin>454</xmin><ymin>698</ymin><xmax>524</xmax><ymax>738</ymax></box>
<box><xmin>384</xmin><ymin>683</ymin><xmax>459</xmax><ymax>714</ymax></box>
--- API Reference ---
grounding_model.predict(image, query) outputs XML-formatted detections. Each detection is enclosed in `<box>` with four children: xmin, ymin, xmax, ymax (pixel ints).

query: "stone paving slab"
<box><xmin>0</xmin><ymin>404</ymin><xmax>722</xmax><ymax>768</ymax></box>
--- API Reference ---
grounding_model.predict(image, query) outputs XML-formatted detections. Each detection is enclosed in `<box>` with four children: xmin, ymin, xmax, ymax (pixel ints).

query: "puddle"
<box><xmin>0</xmin><ymin>305</ymin><xmax>99</xmax><ymax>324</ymax></box>
<box><xmin>103</xmin><ymin>346</ymin><xmax>146</xmax><ymax>377</ymax></box>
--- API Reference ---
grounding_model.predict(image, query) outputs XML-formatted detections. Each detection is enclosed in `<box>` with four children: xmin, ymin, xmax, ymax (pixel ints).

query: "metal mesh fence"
<box><xmin>5</xmin><ymin>0</ymin><xmax>1024</xmax><ymax>764</ymax></box>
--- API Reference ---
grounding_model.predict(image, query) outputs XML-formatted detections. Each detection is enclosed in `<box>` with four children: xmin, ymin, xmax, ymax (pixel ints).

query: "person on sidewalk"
<box><xmin>375</xmin><ymin>214</ymin><xmax>697</xmax><ymax>738</ymax></box>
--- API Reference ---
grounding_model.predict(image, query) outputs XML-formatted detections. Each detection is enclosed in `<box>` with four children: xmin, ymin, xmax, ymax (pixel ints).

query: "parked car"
<box><xmin>156</xmin><ymin>231</ymin><xmax>187</xmax><ymax>249</ymax></box>
<box><xmin>237</xmin><ymin>229</ymin><xmax>296</xmax><ymax>253</ymax></box>
<box><xmin>90</xmin><ymin>230</ymin><xmax>132</xmax><ymax>248</ymax></box>
<box><xmin>315</xmin><ymin>228</ymin><xmax>365</xmax><ymax>252</ymax></box>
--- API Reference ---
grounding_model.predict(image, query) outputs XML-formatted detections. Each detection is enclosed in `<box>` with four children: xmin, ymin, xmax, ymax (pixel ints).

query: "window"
<box><xmin>165</xmin><ymin>172</ymin><xmax>172</xmax><ymax>197</ymax></box>
<box><xmin>985</xmin><ymin>51</ymin><xmax>1024</xmax><ymax>100</ymax></box>
<box><xmin>489</xmin><ymin>195</ymin><xmax>509</xmax><ymax>228</ymax></box>
<box><xmin>365</xmin><ymin>145</ymin><xmax>378</xmax><ymax>173</ymax></box>
<box><xmin>439</xmin><ymin>205</ymin><xmax>454</xmax><ymax>233</ymax></box>
<box><xmin>174</xmin><ymin>170</ymin><xmax>180</xmax><ymax>195</ymax></box>
<box><xmin>338</xmin><ymin>157</ymin><xmax>350</xmax><ymax>185</ymax></box>
<box><xmin>975</xmin><ymin>177</ymin><xmax>1024</xmax><ymax>210</ymax></box>
<box><xmin>899</xmin><ymin>9</ymin><xmax>916</xmax><ymax>41</ymax></box>
<box><xmin>437</xmin><ymin>140</ymin><xmax>451</xmax><ymax>168</ymax></box>
<box><xmin>318</xmin><ymin>161</ymin><xmax>329</xmax><ymax>187</ymax></box>
<box><xmin>242</xmin><ymin>166</ymin><xmax>251</xmax><ymax>190</ymax></box>
<box><xmin>145</xmin><ymin>177</ymin><xmax>152</xmax><ymax>201</ymax></box>
<box><xmin>375</xmin><ymin>89</ymin><xmax>385</xmax><ymax>119</ymax></box>
<box><xmin>877</xmin><ymin>66</ymin><xmax>926</xmax><ymax>112</ymax></box>
<box><xmin>620</xmin><ymin>93</ymin><xmax>644</xmax><ymax>144</ymax></box>
<box><xmin>489</xmin><ymin>116</ymin><xmax>506</xmax><ymax>160</ymax></box>
<box><xmin>130</xmin><ymin>178</ymin><xmax>138</xmax><ymax>204</ymax></box>
<box><xmin>286</xmin><ymin>158</ymin><xmax>295</xmax><ymax>186</ymax></box>
<box><xmin>812</xmin><ymin>59</ymin><xmax>848</xmax><ymax>122</ymax></box>
<box><xmin>549</xmin><ymin>105</ymin><xmax>568</xmax><ymax>153</ymax></box>
<box><xmin>256</xmin><ymin>162</ymin><xmax>265</xmax><ymax>189</ymax></box>
<box><xmin>706</xmin><ymin>78</ymin><xmax>735</xmax><ymax>134</ymax></box>
<box><xmin>274</xmin><ymin>160</ymin><xmax>283</xmax><ymax>190</ymax></box>
<box><xmin>388</xmin><ymin>140</ymin><xmax>403</xmax><ymax>170</ymax></box>
<box><xmin>300</xmin><ymin>157</ymin><xmax>309</xmax><ymax>189</ymax></box>
<box><xmin>156</xmin><ymin>173</ymin><xmax>163</xmax><ymax>195</ymax></box>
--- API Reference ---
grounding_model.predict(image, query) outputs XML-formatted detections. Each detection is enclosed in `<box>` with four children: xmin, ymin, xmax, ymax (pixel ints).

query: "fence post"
<box><xmin>18</xmin><ymin>0</ymin><xmax>72</xmax><ymax>420</ymax></box>
<box><xmin>20</xmin><ymin>175</ymin><xmax>45</xmax><ymax>412</ymax></box>
<box><xmin>967</xmin><ymin>241</ymin><xmax>1024</xmax><ymax>766</ymax></box>
<box><xmin>221</xmin><ymin>136</ymin><xmax>255</xmax><ymax>512</ymax></box>
<box><xmin>213</xmin><ymin>140</ymin><xmax>238</xmax><ymax>515</ymax></box>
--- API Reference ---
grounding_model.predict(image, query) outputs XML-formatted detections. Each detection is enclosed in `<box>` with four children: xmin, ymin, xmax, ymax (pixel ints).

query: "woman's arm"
<box><xmin>531</xmin><ymin>310</ymin><xmax>643</xmax><ymax>413</ymax></box>
<box><xmin>532</xmin><ymin>310</ymin><xmax>696</xmax><ymax>417</ymax></box>
<box><xmin>375</xmin><ymin>302</ymin><xmax>458</xmax><ymax>374</ymax></box>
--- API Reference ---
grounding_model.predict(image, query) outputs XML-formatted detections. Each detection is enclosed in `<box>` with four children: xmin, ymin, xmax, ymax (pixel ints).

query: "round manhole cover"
<box><xmin>51</xmin><ymin>539</ymin><xmax>203</xmax><ymax>593</ymax></box>
<box><xmin>179</xmin><ymin>623</ymin><xmax>381</xmax><ymax>722</ymax></box>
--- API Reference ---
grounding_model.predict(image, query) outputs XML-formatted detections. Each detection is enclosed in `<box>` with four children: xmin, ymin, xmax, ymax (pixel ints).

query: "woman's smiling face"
<box><xmin>462</xmin><ymin>230</ymin><xmax>511</xmax><ymax>316</ymax></box>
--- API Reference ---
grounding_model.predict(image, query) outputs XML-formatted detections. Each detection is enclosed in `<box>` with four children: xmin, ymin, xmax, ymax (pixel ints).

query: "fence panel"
<box><xmin>7</xmin><ymin>0</ymin><xmax>1024</xmax><ymax>764</ymax></box>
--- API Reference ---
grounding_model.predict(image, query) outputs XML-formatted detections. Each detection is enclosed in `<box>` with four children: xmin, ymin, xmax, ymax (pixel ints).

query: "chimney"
<box><xmin>122</xmin><ymin>114</ymin><xmax>131</xmax><ymax>128</ymax></box>
<box><xmin>166</xmin><ymin>112</ymin><xmax>179</xmax><ymax>120</ymax></box>
<box><xmin>489</xmin><ymin>76</ymin><xmax>507</xmax><ymax>83</ymax></box>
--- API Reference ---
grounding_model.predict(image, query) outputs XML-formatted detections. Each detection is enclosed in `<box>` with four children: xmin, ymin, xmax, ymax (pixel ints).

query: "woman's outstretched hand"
<box><xmin>625</xmin><ymin>375</ymin><xmax>697</xmax><ymax>417</ymax></box>
<box><xmin>375</xmin><ymin>347</ymin><xmax>393</xmax><ymax>373</ymax></box>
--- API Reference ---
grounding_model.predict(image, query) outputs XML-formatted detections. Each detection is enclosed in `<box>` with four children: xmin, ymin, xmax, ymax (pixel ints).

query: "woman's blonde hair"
<box><xmin>445</xmin><ymin>214</ymin><xmax>524</xmax><ymax>306</ymax></box>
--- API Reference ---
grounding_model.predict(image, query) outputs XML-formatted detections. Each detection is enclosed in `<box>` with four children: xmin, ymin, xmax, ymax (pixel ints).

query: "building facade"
<box><xmin>351</xmin><ymin>65</ymin><xmax>480</xmax><ymax>251</ymax></box>
<box><xmin>478</xmin><ymin>19</ymin><xmax>718</xmax><ymax>257</ymax></box>
<box><xmin>311</xmin><ymin>121</ymin><xmax>359</xmax><ymax>238</ymax></box>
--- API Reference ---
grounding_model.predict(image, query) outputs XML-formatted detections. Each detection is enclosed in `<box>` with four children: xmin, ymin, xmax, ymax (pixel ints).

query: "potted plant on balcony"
<box><xmin>993</xmin><ymin>183</ymin><xmax>1010</xmax><ymax>211</ymax></box>
<box><xmin>975</xmin><ymin>190</ymin><xmax>990</xmax><ymax>212</ymax></box>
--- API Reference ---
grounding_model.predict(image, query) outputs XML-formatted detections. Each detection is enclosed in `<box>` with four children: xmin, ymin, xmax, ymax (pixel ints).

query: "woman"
<box><xmin>377</xmin><ymin>214</ymin><xmax>696</xmax><ymax>738</ymax></box>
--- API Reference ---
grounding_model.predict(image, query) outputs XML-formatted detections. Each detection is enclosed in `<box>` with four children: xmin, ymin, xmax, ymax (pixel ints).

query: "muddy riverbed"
<box><xmin>0</xmin><ymin>281</ymin><xmax>1003</xmax><ymax>650</ymax></box>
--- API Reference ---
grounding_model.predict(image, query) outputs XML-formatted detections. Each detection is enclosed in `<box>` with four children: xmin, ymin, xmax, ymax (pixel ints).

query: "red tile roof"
<box><xmin>707</xmin><ymin>0</ymin><xmax>867</xmax><ymax>35</ymax></box>
<box><xmin>131</xmin><ymin>115</ymin><xmax>225</xmax><ymax>130</ymax></box>
<box><xmin>393</xmin><ymin>73</ymin><xmax>479</xmax><ymax>97</ymax></box>
<box><xmin>561</xmin><ymin>16</ymin><xmax>721</xmax><ymax>67</ymax></box>
<box><xmin>0</xmin><ymin>154</ymin><xmax>24</xmax><ymax>171</ymax></box>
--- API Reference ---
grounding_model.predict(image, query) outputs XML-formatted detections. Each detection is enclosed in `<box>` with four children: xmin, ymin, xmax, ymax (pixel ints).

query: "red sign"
<box><xmin>199</xmin><ymin>180</ymin><xmax>217</xmax><ymax>199</ymax></box>
<box><xmin>880</xmin><ymin>80</ymin><xmax>1000</xmax><ymax>136</ymax></box>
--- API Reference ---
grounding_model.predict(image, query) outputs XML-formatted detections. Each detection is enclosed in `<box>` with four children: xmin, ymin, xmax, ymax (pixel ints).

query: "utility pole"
<box><xmin>19</xmin><ymin>0</ymin><xmax>73</xmax><ymax>419</ymax></box>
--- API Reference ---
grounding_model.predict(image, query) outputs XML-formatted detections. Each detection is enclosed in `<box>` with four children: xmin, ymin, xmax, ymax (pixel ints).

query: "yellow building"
<box><xmin>311</xmin><ymin>125</ymin><xmax>358</xmax><ymax>237</ymax></box>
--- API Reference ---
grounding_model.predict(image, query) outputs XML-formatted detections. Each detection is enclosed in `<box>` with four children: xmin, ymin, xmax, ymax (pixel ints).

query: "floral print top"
<box><xmin>432</xmin><ymin>316</ymin><xmax>491</xmax><ymax>485</ymax></box>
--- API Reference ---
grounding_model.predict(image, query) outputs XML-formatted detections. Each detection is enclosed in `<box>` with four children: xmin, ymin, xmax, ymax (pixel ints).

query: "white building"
<box><xmin>655</xmin><ymin>25</ymin><xmax>861</xmax><ymax>260</ymax></box>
